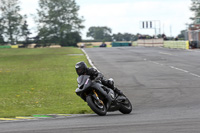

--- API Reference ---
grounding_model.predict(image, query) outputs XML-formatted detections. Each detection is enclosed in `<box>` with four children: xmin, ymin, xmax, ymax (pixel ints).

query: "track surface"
<box><xmin>1</xmin><ymin>47</ymin><xmax>200</xmax><ymax>133</ymax></box>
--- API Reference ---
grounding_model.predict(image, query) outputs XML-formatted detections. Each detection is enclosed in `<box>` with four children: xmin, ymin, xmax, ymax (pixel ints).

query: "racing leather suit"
<box><xmin>85</xmin><ymin>67</ymin><xmax>122</xmax><ymax>95</ymax></box>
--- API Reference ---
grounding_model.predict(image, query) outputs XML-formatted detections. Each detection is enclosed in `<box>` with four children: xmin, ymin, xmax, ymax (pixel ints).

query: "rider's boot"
<box><xmin>107</xmin><ymin>78</ymin><xmax>124</xmax><ymax>95</ymax></box>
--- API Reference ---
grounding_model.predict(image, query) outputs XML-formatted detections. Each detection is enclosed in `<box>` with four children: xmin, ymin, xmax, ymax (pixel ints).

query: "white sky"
<box><xmin>20</xmin><ymin>0</ymin><xmax>194</xmax><ymax>39</ymax></box>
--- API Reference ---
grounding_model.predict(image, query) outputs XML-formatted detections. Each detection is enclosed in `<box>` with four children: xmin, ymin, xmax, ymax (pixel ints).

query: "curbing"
<box><xmin>0</xmin><ymin>114</ymin><xmax>72</xmax><ymax>122</ymax></box>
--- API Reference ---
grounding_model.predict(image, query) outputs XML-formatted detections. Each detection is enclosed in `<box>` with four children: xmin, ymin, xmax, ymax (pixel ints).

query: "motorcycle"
<box><xmin>75</xmin><ymin>75</ymin><xmax>132</xmax><ymax>116</ymax></box>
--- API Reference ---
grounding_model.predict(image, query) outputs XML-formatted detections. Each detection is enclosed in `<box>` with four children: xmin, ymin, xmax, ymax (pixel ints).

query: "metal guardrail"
<box><xmin>0</xmin><ymin>45</ymin><xmax>18</xmax><ymax>48</ymax></box>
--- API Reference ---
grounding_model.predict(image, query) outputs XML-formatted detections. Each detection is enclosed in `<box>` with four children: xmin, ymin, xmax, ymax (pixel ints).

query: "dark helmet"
<box><xmin>75</xmin><ymin>61</ymin><xmax>87</xmax><ymax>76</ymax></box>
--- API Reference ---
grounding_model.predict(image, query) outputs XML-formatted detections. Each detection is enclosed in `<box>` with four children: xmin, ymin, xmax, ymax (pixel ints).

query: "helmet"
<box><xmin>75</xmin><ymin>61</ymin><xmax>87</xmax><ymax>76</ymax></box>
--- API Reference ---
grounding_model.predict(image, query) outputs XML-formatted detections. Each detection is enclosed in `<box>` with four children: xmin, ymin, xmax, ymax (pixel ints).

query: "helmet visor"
<box><xmin>76</xmin><ymin>68</ymin><xmax>84</xmax><ymax>75</ymax></box>
<box><xmin>75</xmin><ymin>61</ymin><xmax>87</xmax><ymax>76</ymax></box>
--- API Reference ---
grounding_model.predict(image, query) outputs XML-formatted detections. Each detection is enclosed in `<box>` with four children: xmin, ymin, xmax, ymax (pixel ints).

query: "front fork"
<box><xmin>92</xmin><ymin>89</ymin><xmax>112</xmax><ymax>109</ymax></box>
<box><xmin>92</xmin><ymin>90</ymin><xmax>104</xmax><ymax>105</ymax></box>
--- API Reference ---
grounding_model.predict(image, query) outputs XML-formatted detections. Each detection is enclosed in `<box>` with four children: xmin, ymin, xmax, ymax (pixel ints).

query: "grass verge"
<box><xmin>0</xmin><ymin>48</ymin><xmax>92</xmax><ymax>118</ymax></box>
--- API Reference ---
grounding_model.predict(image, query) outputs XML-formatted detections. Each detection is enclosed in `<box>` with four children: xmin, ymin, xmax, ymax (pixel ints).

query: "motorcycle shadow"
<box><xmin>86</xmin><ymin>112</ymin><xmax>134</xmax><ymax>117</ymax></box>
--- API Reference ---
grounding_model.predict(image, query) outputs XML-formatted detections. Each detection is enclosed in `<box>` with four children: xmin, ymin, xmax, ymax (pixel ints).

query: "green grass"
<box><xmin>0</xmin><ymin>48</ymin><xmax>92</xmax><ymax>118</ymax></box>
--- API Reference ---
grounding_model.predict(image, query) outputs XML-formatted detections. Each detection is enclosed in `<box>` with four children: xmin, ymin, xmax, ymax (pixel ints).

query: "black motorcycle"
<box><xmin>75</xmin><ymin>75</ymin><xmax>132</xmax><ymax>116</ymax></box>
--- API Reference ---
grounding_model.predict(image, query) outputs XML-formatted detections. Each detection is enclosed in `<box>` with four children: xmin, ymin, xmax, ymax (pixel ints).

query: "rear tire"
<box><xmin>119</xmin><ymin>97</ymin><xmax>132</xmax><ymax>114</ymax></box>
<box><xmin>86</xmin><ymin>95</ymin><xmax>107</xmax><ymax>116</ymax></box>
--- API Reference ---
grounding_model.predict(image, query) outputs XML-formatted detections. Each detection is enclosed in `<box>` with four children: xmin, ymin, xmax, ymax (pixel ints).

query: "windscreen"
<box><xmin>77</xmin><ymin>75</ymin><xmax>90</xmax><ymax>88</ymax></box>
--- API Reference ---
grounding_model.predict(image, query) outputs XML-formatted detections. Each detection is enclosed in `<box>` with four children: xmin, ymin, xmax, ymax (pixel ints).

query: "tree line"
<box><xmin>0</xmin><ymin>0</ymin><xmax>84</xmax><ymax>47</ymax></box>
<box><xmin>85</xmin><ymin>26</ymin><xmax>187</xmax><ymax>42</ymax></box>
<box><xmin>0</xmin><ymin>0</ymin><xmax>199</xmax><ymax>47</ymax></box>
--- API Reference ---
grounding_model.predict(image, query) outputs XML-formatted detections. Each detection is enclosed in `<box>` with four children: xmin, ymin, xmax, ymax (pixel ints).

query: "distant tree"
<box><xmin>0</xmin><ymin>0</ymin><xmax>23</xmax><ymax>44</ymax></box>
<box><xmin>131</xmin><ymin>35</ymin><xmax>138</xmax><ymax>41</ymax></box>
<box><xmin>112</xmin><ymin>33</ymin><xmax>123</xmax><ymax>41</ymax></box>
<box><xmin>113</xmin><ymin>32</ymin><xmax>137</xmax><ymax>41</ymax></box>
<box><xmin>177</xmin><ymin>30</ymin><xmax>186</xmax><ymax>40</ymax></box>
<box><xmin>21</xmin><ymin>18</ymin><xmax>31</xmax><ymax>43</ymax></box>
<box><xmin>63</xmin><ymin>32</ymin><xmax>82</xmax><ymax>46</ymax></box>
<box><xmin>161</xmin><ymin>34</ymin><xmax>167</xmax><ymax>40</ymax></box>
<box><xmin>123</xmin><ymin>33</ymin><xmax>134</xmax><ymax>41</ymax></box>
<box><xmin>87</xmin><ymin>26</ymin><xmax>112</xmax><ymax>41</ymax></box>
<box><xmin>0</xmin><ymin>34</ymin><xmax>4</xmax><ymax>44</ymax></box>
<box><xmin>0</xmin><ymin>17</ymin><xmax>4</xmax><ymax>44</ymax></box>
<box><xmin>190</xmin><ymin>0</ymin><xmax>200</xmax><ymax>21</ymax></box>
<box><xmin>36</xmin><ymin>0</ymin><xmax>84</xmax><ymax>46</ymax></box>
<box><xmin>157</xmin><ymin>34</ymin><xmax>162</xmax><ymax>38</ymax></box>
<box><xmin>20</xmin><ymin>18</ymin><xmax>32</xmax><ymax>47</ymax></box>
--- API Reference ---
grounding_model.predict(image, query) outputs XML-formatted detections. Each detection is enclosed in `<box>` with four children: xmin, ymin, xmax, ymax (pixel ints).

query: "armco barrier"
<box><xmin>0</xmin><ymin>45</ymin><xmax>11</xmax><ymax>49</ymax></box>
<box><xmin>164</xmin><ymin>41</ymin><xmax>189</xmax><ymax>49</ymax></box>
<box><xmin>0</xmin><ymin>45</ymin><xmax>19</xmax><ymax>49</ymax></box>
<box><xmin>112</xmin><ymin>42</ymin><xmax>131</xmax><ymax>47</ymax></box>
<box><xmin>132</xmin><ymin>41</ymin><xmax>138</xmax><ymax>46</ymax></box>
<box><xmin>11</xmin><ymin>45</ymin><xmax>18</xmax><ymax>48</ymax></box>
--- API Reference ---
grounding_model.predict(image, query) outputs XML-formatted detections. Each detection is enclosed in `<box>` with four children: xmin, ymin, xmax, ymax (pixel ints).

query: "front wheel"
<box><xmin>86</xmin><ymin>95</ymin><xmax>107</xmax><ymax>116</ymax></box>
<box><xmin>119</xmin><ymin>97</ymin><xmax>132</xmax><ymax>114</ymax></box>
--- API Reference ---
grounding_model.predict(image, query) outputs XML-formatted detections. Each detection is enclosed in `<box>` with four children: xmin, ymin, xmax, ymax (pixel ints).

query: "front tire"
<box><xmin>119</xmin><ymin>97</ymin><xmax>132</xmax><ymax>114</ymax></box>
<box><xmin>86</xmin><ymin>95</ymin><xmax>107</xmax><ymax>116</ymax></box>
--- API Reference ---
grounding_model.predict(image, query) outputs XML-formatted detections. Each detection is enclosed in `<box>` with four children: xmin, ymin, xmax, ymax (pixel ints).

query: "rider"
<box><xmin>75</xmin><ymin>61</ymin><xmax>123</xmax><ymax>95</ymax></box>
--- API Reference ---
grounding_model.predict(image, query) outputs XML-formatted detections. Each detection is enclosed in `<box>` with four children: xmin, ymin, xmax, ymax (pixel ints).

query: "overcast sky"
<box><xmin>20</xmin><ymin>0</ymin><xmax>193</xmax><ymax>39</ymax></box>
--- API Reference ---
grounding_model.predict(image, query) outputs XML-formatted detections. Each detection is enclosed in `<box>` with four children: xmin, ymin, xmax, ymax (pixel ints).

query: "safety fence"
<box><xmin>132</xmin><ymin>41</ymin><xmax>137</xmax><ymax>46</ymax></box>
<box><xmin>132</xmin><ymin>40</ymin><xmax>189</xmax><ymax>50</ymax></box>
<box><xmin>1</xmin><ymin>42</ymin><xmax>189</xmax><ymax>49</ymax></box>
<box><xmin>163</xmin><ymin>41</ymin><xmax>189</xmax><ymax>49</ymax></box>
<box><xmin>0</xmin><ymin>45</ymin><xmax>18</xmax><ymax>49</ymax></box>
<box><xmin>112</xmin><ymin>42</ymin><xmax>131</xmax><ymax>47</ymax></box>
<box><xmin>137</xmin><ymin>38</ymin><xmax>164</xmax><ymax>47</ymax></box>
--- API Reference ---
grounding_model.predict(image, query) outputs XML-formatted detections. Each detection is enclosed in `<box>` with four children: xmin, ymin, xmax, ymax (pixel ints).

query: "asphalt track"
<box><xmin>1</xmin><ymin>47</ymin><xmax>200</xmax><ymax>133</ymax></box>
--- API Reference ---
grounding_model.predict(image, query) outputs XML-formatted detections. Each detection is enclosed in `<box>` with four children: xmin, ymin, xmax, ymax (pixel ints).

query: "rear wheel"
<box><xmin>86</xmin><ymin>95</ymin><xmax>107</xmax><ymax>116</ymax></box>
<box><xmin>119</xmin><ymin>97</ymin><xmax>132</xmax><ymax>114</ymax></box>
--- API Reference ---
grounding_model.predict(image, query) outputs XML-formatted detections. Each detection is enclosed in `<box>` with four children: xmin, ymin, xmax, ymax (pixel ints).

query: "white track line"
<box><xmin>168</xmin><ymin>65</ymin><xmax>200</xmax><ymax>78</ymax></box>
<box><xmin>81</xmin><ymin>49</ymin><xmax>99</xmax><ymax>71</ymax></box>
<box><xmin>169</xmin><ymin>66</ymin><xmax>189</xmax><ymax>73</ymax></box>
<box><xmin>159</xmin><ymin>52</ymin><xmax>173</xmax><ymax>56</ymax></box>
<box><xmin>190</xmin><ymin>73</ymin><xmax>200</xmax><ymax>78</ymax></box>
<box><xmin>145</xmin><ymin>58</ymin><xmax>200</xmax><ymax>79</ymax></box>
